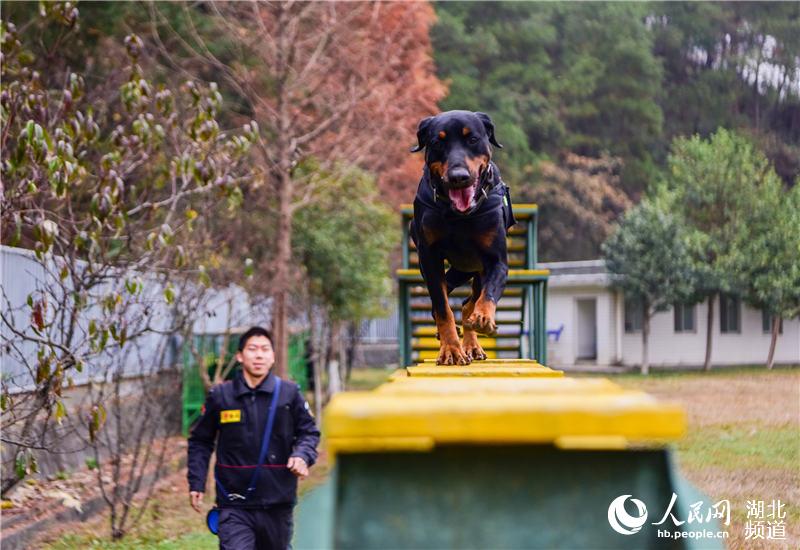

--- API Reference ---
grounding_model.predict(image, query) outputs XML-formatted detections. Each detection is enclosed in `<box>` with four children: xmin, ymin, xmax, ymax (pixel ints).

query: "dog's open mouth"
<box><xmin>447</xmin><ymin>177</ymin><xmax>479</xmax><ymax>213</ymax></box>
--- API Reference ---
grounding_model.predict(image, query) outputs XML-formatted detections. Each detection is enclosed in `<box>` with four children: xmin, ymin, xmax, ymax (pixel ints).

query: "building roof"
<box><xmin>539</xmin><ymin>259</ymin><xmax>614</xmax><ymax>288</ymax></box>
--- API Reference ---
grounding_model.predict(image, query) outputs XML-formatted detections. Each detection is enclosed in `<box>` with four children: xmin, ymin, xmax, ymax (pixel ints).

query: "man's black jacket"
<box><xmin>187</xmin><ymin>372</ymin><xmax>320</xmax><ymax>508</ymax></box>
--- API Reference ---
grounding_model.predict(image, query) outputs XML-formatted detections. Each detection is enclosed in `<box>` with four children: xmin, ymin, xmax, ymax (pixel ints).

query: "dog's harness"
<box><xmin>430</xmin><ymin>163</ymin><xmax>498</xmax><ymax>217</ymax></box>
<box><xmin>421</xmin><ymin>163</ymin><xmax>516</xmax><ymax>230</ymax></box>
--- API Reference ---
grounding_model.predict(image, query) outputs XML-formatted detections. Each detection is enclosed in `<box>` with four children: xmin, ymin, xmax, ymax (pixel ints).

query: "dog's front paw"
<box><xmin>463</xmin><ymin>312</ymin><xmax>497</xmax><ymax>336</ymax></box>
<box><xmin>462</xmin><ymin>332</ymin><xmax>487</xmax><ymax>361</ymax></box>
<box><xmin>437</xmin><ymin>341</ymin><xmax>471</xmax><ymax>365</ymax></box>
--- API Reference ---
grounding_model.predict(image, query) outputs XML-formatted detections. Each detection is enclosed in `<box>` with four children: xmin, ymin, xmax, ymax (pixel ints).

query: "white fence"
<box><xmin>358</xmin><ymin>308</ymin><xmax>399</xmax><ymax>344</ymax></box>
<box><xmin>1</xmin><ymin>245</ymin><xmax>268</xmax><ymax>393</ymax></box>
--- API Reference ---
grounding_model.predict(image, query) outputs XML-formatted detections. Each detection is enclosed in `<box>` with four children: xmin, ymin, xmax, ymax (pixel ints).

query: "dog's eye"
<box><xmin>468</xmin><ymin>136</ymin><xmax>480</xmax><ymax>145</ymax></box>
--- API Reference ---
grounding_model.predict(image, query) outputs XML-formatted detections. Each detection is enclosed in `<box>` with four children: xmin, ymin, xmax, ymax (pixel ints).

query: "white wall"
<box><xmin>547</xmin><ymin>285</ymin><xmax>800</xmax><ymax>367</ymax></box>
<box><xmin>1</xmin><ymin>245</ymin><xmax>270</xmax><ymax>393</ymax></box>
<box><xmin>546</xmin><ymin>286</ymin><xmax>616</xmax><ymax>367</ymax></box>
<box><xmin>621</xmin><ymin>295</ymin><xmax>800</xmax><ymax>367</ymax></box>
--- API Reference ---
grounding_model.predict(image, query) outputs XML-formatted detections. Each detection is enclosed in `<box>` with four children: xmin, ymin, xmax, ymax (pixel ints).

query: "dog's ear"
<box><xmin>410</xmin><ymin>116</ymin><xmax>434</xmax><ymax>153</ymax></box>
<box><xmin>475</xmin><ymin>112</ymin><xmax>503</xmax><ymax>149</ymax></box>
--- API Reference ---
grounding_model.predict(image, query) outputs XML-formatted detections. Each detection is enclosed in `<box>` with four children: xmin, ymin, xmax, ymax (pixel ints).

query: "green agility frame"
<box><xmin>397</xmin><ymin>204</ymin><xmax>549</xmax><ymax>366</ymax></box>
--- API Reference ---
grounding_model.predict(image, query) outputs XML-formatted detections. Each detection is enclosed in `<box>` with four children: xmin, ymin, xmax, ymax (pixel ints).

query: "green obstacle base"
<box><xmin>294</xmin><ymin>447</ymin><xmax>722</xmax><ymax>550</ymax></box>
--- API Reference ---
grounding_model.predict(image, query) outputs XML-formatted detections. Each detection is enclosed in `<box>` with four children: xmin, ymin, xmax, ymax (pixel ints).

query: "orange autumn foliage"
<box><xmin>224</xmin><ymin>1</ymin><xmax>446</xmax><ymax>208</ymax></box>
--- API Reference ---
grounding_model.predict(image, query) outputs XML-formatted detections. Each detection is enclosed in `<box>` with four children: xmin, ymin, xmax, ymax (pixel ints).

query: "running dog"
<box><xmin>409</xmin><ymin>110</ymin><xmax>515</xmax><ymax>365</ymax></box>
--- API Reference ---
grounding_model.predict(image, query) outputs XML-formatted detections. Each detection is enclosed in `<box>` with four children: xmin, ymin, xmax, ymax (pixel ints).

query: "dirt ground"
<box><xmin>617</xmin><ymin>368</ymin><xmax>800</xmax><ymax>550</ymax></box>
<box><xmin>34</xmin><ymin>447</ymin><xmax>331</xmax><ymax>549</ymax></box>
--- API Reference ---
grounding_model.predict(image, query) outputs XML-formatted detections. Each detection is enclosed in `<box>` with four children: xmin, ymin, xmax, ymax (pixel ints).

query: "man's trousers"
<box><xmin>218</xmin><ymin>506</ymin><xmax>293</xmax><ymax>550</ymax></box>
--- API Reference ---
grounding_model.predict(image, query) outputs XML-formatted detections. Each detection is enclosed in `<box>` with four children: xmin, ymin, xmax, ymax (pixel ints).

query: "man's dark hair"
<box><xmin>238</xmin><ymin>326</ymin><xmax>274</xmax><ymax>351</ymax></box>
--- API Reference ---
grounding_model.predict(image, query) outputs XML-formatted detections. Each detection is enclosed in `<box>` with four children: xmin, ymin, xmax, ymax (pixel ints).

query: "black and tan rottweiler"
<box><xmin>409</xmin><ymin>110</ymin><xmax>515</xmax><ymax>365</ymax></box>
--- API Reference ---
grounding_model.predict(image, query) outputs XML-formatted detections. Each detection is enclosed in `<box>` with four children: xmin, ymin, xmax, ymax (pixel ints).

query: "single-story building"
<box><xmin>543</xmin><ymin>260</ymin><xmax>800</xmax><ymax>368</ymax></box>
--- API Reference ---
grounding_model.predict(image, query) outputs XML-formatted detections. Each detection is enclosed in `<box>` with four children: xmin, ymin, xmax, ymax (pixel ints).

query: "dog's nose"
<box><xmin>447</xmin><ymin>166</ymin><xmax>471</xmax><ymax>185</ymax></box>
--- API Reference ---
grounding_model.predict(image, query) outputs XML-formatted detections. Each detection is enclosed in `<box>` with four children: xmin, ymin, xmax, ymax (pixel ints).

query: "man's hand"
<box><xmin>287</xmin><ymin>456</ymin><xmax>309</xmax><ymax>478</ymax></box>
<box><xmin>189</xmin><ymin>491</ymin><xmax>204</xmax><ymax>513</ymax></box>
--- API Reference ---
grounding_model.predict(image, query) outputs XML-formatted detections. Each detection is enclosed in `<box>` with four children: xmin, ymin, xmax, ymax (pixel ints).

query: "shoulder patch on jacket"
<box><xmin>220</xmin><ymin>409</ymin><xmax>241</xmax><ymax>423</ymax></box>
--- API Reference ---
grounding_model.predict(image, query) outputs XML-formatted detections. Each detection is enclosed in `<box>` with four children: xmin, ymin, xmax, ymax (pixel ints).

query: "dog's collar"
<box><xmin>431</xmin><ymin>164</ymin><xmax>496</xmax><ymax>216</ymax></box>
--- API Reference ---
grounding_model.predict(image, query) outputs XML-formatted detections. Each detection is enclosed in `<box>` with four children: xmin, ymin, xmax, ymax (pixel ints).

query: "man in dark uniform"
<box><xmin>188</xmin><ymin>326</ymin><xmax>320</xmax><ymax>550</ymax></box>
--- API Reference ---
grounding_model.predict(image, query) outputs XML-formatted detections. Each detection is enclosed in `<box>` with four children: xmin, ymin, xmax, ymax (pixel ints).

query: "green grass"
<box><xmin>346</xmin><ymin>366</ymin><xmax>394</xmax><ymax>391</ymax></box>
<box><xmin>47</xmin><ymin>531</ymin><xmax>217</xmax><ymax>550</ymax></box>
<box><xmin>676</xmin><ymin>423</ymin><xmax>800</xmax><ymax>471</ymax></box>
<box><xmin>605</xmin><ymin>363</ymin><xmax>800</xmax><ymax>381</ymax></box>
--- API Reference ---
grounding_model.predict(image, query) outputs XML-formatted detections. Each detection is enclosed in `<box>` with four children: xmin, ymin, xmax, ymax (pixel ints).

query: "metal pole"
<box><xmin>528</xmin><ymin>284</ymin><xmax>536</xmax><ymax>361</ymax></box>
<box><xmin>398</xmin><ymin>280</ymin><xmax>409</xmax><ymax>367</ymax></box>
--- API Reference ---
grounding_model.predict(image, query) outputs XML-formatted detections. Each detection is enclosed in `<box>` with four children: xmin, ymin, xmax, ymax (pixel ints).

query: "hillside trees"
<box><xmin>433</xmin><ymin>2</ymin><xmax>799</xmax><ymax>260</ymax></box>
<box><xmin>432</xmin><ymin>2</ymin><xmax>663</xmax><ymax>193</ymax></box>
<box><xmin>650</xmin><ymin>2</ymin><xmax>800</xmax><ymax>184</ymax></box>
<box><xmin>521</xmin><ymin>153</ymin><xmax>632</xmax><ymax>261</ymax></box>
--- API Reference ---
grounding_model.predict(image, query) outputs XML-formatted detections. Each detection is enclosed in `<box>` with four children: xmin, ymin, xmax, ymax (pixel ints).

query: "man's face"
<box><xmin>236</xmin><ymin>335</ymin><xmax>275</xmax><ymax>379</ymax></box>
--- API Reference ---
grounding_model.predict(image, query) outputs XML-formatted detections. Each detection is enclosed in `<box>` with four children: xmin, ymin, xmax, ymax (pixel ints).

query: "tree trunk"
<box><xmin>766</xmin><ymin>316</ymin><xmax>780</xmax><ymax>370</ymax></box>
<box><xmin>703</xmin><ymin>294</ymin><xmax>714</xmax><ymax>371</ymax></box>
<box><xmin>271</xmin><ymin>7</ymin><xmax>293</xmax><ymax>379</ymax></box>
<box><xmin>327</xmin><ymin>319</ymin><xmax>342</xmax><ymax>396</ymax></box>
<box><xmin>308</xmin><ymin>298</ymin><xmax>325</xmax><ymax>418</ymax></box>
<box><xmin>338</xmin><ymin>323</ymin><xmax>347</xmax><ymax>392</ymax></box>
<box><xmin>271</xmin><ymin>150</ymin><xmax>293</xmax><ymax>379</ymax></box>
<box><xmin>214</xmin><ymin>295</ymin><xmax>235</xmax><ymax>384</ymax></box>
<box><xmin>344</xmin><ymin>321</ymin><xmax>358</xmax><ymax>383</ymax></box>
<box><xmin>641</xmin><ymin>302</ymin><xmax>650</xmax><ymax>376</ymax></box>
<box><xmin>313</xmin><ymin>344</ymin><xmax>324</xmax><ymax>420</ymax></box>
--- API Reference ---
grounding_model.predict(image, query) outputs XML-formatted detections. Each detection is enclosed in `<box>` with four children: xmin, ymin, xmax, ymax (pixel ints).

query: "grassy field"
<box><xmin>613</xmin><ymin>366</ymin><xmax>799</xmax><ymax>550</ymax></box>
<box><xmin>40</xmin><ymin>365</ymin><xmax>798</xmax><ymax>549</ymax></box>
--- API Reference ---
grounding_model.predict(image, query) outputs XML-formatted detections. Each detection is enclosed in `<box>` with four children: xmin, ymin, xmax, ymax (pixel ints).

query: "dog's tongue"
<box><xmin>448</xmin><ymin>185</ymin><xmax>474</xmax><ymax>212</ymax></box>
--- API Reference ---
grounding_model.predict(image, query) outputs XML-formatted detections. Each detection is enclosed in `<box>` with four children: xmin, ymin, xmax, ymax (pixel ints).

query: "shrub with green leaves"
<box><xmin>603</xmin><ymin>192</ymin><xmax>697</xmax><ymax>374</ymax></box>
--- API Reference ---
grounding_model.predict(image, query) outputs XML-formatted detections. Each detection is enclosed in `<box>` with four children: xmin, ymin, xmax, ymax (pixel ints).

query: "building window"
<box><xmin>674</xmin><ymin>303</ymin><xmax>696</xmax><ymax>332</ymax></box>
<box><xmin>762</xmin><ymin>311</ymin><xmax>783</xmax><ymax>334</ymax></box>
<box><xmin>624</xmin><ymin>296</ymin><xmax>643</xmax><ymax>333</ymax></box>
<box><xmin>720</xmin><ymin>294</ymin><xmax>740</xmax><ymax>333</ymax></box>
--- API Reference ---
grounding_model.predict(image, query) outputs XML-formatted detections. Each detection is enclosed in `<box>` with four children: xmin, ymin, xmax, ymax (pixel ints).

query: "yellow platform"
<box><xmin>388</xmin><ymin>368</ymin><xmax>409</xmax><ymax>380</ymax></box>
<box><xmin>324</xmin><ymin>390</ymin><xmax>686</xmax><ymax>456</ymax></box>
<box><xmin>406</xmin><ymin>364</ymin><xmax>563</xmax><ymax>377</ymax></box>
<box><xmin>377</xmin><ymin>377</ymin><xmax>624</xmax><ymax>395</ymax></box>
<box><xmin>420</xmin><ymin>358</ymin><xmax>543</xmax><ymax>364</ymax></box>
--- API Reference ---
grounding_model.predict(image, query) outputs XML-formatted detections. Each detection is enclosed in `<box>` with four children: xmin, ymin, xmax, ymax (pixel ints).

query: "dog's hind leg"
<box><xmin>464</xmin><ymin>245</ymin><xmax>507</xmax><ymax>336</ymax></box>
<box><xmin>461</xmin><ymin>277</ymin><xmax>488</xmax><ymax>360</ymax></box>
